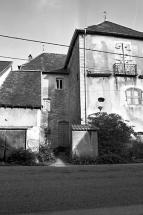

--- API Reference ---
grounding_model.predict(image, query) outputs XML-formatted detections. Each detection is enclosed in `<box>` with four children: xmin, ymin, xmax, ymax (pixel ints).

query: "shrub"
<box><xmin>37</xmin><ymin>143</ymin><xmax>56</xmax><ymax>163</ymax></box>
<box><xmin>96</xmin><ymin>154</ymin><xmax>129</xmax><ymax>164</ymax></box>
<box><xmin>7</xmin><ymin>147</ymin><xmax>36</xmax><ymax>165</ymax></box>
<box><xmin>68</xmin><ymin>153</ymin><xmax>130</xmax><ymax>165</ymax></box>
<box><xmin>69</xmin><ymin>154</ymin><xmax>97</xmax><ymax>165</ymax></box>
<box><xmin>125</xmin><ymin>140</ymin><xmax>143</xmax><ymax>159</ymax></box>
<box><xmin>88</xmin><ymin>112</ymin><xmax>136</xmax><ymax>156</ymax></box>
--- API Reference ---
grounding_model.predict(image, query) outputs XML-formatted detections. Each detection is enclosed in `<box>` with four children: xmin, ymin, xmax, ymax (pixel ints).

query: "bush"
<box><xmin>125</xmin><ymin>140</ymin><xmax>143</xmax><ymax>159</ymax></box>
<box><xmin>96</xmin><ymin>154</ymin><xmax>129</xmax><ymax>164</ymax></box>
<box><xmin>7</xmin><ymin>147</ymin><xmax>37</xmax><ymax>165</ymax></box>
<box><xmin>68</xmin><ymin>153</ymin><xmax>130</xmax><ymax>165</ymax></box>
<box><xmin>69</xmin><ymin>154</ymin><xmax>97</xmax><ymax>165</ymax></box>
<box><xmin>37</xmin><ymin>143</ymin><xmax>56</xmax><ymax>163</ymax></box>
<box><xmin>88</xmin><ymin>112</ymin><xmax>136</xmax><ymax>156</ymax></box>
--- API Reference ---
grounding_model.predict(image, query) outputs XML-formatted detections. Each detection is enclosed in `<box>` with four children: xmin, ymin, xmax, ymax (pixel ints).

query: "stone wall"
<box><xmin>68</xmin><ymin>37</ymin><xmax>81</xmax><ymax>126</ymax></box>
<box><xmin>40</xmin><ymin>73</ymin><xmax>70</xmax><ymax>148</ymax></box>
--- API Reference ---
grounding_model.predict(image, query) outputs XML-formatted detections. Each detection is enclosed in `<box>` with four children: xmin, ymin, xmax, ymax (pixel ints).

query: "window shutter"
<box><xmin>123</xmin><ymin>44</ymin><xmax>131</xmax><ymax>63</ymax></box>
<box><xmin>115</xmin><ymin>43</ymin><xmax>123</xmax><ymax>62</ymax></box>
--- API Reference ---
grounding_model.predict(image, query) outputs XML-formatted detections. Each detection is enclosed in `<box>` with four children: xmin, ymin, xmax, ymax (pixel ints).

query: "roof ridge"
<box><xmin>21</xmin><ymin>52</ymin><xmax>66</xmax><ymax>67</ymax></box>
<box><xmin>87</xmin><ymin>20</ymin><xmax>143</xmax><ymax>33</ymax></box>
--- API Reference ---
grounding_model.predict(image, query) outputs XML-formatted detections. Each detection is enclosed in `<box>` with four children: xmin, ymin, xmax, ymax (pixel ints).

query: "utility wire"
<box><xmin>0</xmin><ymin>34</ymin><xmax>69</xmax><ymax>48</ymax></box>
<box><xmin>0</xmin><ymin>55</ymin><xmax>27</xmax><ymax>61</ymax></box>
<box><xmin>1</xmin><ymin>33</ymin><xmax>143</xmax><ymax>59</ymax></box>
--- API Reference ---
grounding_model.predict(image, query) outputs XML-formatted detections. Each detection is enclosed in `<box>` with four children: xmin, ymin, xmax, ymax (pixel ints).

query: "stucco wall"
<box><xmin>72</xmin><ymin>130</ymin><xmax>98</xmax><ymax>157</ymax></box>
<box><xmin>0</xmin><ymin>108</ymin><xmax>41</xmax><ymax>150</ymax></box>
<box><xmin>85</xmin><ymin>34</ymin><xmax>143</xmax><ymax>74</ymax></box>
<box><xmin>0</xmin><ymin>108</ymin><xmax>39</xmax><ymax>127</ymax></box>
<box><xmin>68</xmin><ymin>38</ymin><xmax>81</xmax><ymax>125</ymax></box>
<box><xmin>40</xmin><ymin>73</ymin><xmax>70</xmax><ymax>148</ymax></box>
<box><xmin>83</xmin><ymin>34</ymin><xmax>143</xmax><ymax>132</ymax></box>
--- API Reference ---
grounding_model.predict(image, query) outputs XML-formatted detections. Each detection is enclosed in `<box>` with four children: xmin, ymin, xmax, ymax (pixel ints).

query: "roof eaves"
<box><xmin>85</xmin><ymin>29</ymin><xmax>143</xmax><ymax>39</ymax></box>
<box><xmin>18</xmin><ymin>69</ymin><xmax>42</xmax><ymax>72</ymax></box>
<box><xmin>43</xmin><ymin>68</ymin><xmax>69</xmax><ymax>74</ymax></box>
<box><xmin>0</xmin><ymin>104</ymin><xmax>42</xmax><ymax>109</ymax></box>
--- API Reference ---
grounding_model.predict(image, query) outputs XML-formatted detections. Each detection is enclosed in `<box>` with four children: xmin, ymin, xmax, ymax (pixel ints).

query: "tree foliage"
<box><xmin>88</xmin><ymin>112</ymin><xmax>136</xmax><ymax>156</ymax></box>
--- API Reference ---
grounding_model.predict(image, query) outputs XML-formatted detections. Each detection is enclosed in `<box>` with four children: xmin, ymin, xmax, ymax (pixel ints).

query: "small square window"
<box><xmin>43</xmin><ymin>99</ymin><xmax>51</xmax><ymax>111</ymax></box>
<box><xmin>56</xmin><ymin>78</ymin><xmax>63</xmax><ymax>90</ymax></box>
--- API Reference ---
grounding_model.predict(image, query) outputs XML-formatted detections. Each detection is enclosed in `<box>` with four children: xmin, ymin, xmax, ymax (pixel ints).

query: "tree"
<box><xmin>88</xmin><ymin>112</ymin><xmax>136</xmax><ymax>156</ymax></box>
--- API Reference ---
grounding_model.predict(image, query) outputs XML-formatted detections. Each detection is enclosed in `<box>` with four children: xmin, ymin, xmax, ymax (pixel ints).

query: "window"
<box><xmin>43</xmin><ymin>98</ymin><xmax>51</xmax><ymax>111</ymax></box>
<box><xmin>115</xmin><ymin>42</ymin><xmax>132</xmax><ymax>63</ymax></box>
<box><xmin>56</xmin><ymin>78</ymin><xmax>63</xmax><ymax>90</ymax></box>
<box><xmin>125</xmin><ymin>88</ymin><xmax>143</xmax><ymax>105</ymax></box>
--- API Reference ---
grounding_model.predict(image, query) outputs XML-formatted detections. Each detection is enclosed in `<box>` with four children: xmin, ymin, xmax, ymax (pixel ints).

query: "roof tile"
<box><xmin>0</xmin><ymin>70</ymin><xmax>41</xmax><ymax>108</ymax></box>
<box><xmin>0</xmin><ymin>61</ymin><xmax>12</xmax><ymax>75</ymax></box>
<box><xmin>87</xmin><ymin>21</ymin><xmax>143</xmax><ymax>38</ymax></box>
<box><xmin>21</xmin><ymin>53</ymin><xmax>66</xmax><ymax>72</ymax></box>
<box><xmin>72</xmin><ymin>124</ymin><xmax>98</xmax><ymax>131</ymax></box>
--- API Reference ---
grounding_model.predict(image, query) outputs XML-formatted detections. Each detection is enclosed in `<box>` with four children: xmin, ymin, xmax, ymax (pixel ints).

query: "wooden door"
<box><xmin>58</xmin><ymin>121</ymin><xmax>69</xmax><ymax>146</ymax></box>
<box><xmin>0</xmin><ymin>130</ymin><xmax>26</xmax><ymax>160</ymax></box>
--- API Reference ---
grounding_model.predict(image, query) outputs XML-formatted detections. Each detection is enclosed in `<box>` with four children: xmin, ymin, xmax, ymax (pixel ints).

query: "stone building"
<box><xmin>0</xmin><ymin>70</ymin><xmax>41</xmax><ymax>159</ymax></box>
<box><xmin>21</xmin><ymin>53</ymin><xmax>70</xmax><ymax>149</ymax></box>
<box><xmin>65</xmin><ymin>21</ymin><xmax>143</xmax><ymax>137</ymax></box>
<box><xmin>22</xmin><ymin>21</ymin><xmax>143</xmax><ymax>150</ymax></box>
<box><xmin>1</xmin><ymin>21</ymin><xmax>143</xmax><ymax>157</ymax></box>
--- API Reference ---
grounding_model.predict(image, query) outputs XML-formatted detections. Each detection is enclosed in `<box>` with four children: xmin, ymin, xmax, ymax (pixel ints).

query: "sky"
<box><xmin>0</xmin><ymin>0</ymin><xmax>142</xmax><ymax>69</ymax></box>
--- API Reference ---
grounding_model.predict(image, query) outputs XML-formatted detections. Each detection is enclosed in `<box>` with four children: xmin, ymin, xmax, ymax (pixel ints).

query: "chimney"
<box><xmin>28</xmin><ymin>54</ymin><xmax>33</xmax><ymax>61</ymax></box>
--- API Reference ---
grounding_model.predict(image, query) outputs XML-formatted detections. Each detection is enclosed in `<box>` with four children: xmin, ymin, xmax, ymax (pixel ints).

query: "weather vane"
<box><xmin>103</xmin><ymin>11</ymin><xmax>107</xmax><ymax>21</ymax></box>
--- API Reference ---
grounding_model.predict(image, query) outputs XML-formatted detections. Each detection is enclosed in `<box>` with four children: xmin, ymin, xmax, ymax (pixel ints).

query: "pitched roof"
<box><xmin>21</xmin><ymin>53</ymin><xmax>67</xmax><ymax>72</ymax></box>
<box><xmin>86</xmin><ymin>21</ymin><xmax>143</xmax><ymax>38</ymax></box>
<box><xmin>65</xmin><ymin>21</ymin><xmax>143</xmax><ymax>68</ymax></box>
<box><xmin>0</xmin><ymin>70</ymin><xmax>41</xmax><ymax>108</ymax></box>
<box><xmin>0</xmin><ymin>61</ymin><xmax>12</xmax><ymax>76</ymax></box>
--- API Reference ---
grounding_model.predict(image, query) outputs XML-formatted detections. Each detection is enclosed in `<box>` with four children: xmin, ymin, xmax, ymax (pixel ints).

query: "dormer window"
<box><xmin>56</xmin><ymin>78</ymin><xmax>63</xmax><ymax>90</ymax></box>
<box><xmin>125</xmin><ymin>88</ymin><xmax>143</xmax><ymax>105</ymax></box>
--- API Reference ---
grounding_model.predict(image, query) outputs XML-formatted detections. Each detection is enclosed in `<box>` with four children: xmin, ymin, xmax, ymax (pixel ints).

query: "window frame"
<box><xmin>115</xmin><ymin>42</ymin><xmax>132</xmax><ymax>64</ymax></box>
<box><xmin>125</xmin><ymin>88</ymin><xmax>143</xmax><ymax>105</ymax></box>
<box><xmin>56</xmin><ymin>77</ymin><xmax>63</xmax><ymax>90</ymax></box>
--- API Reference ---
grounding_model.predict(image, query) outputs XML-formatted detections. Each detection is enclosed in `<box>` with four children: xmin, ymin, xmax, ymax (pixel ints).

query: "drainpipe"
<box><xmin>84</xmin><ymin>28</ymin><xmax>87</xmax><ymax>124</ymax></box>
